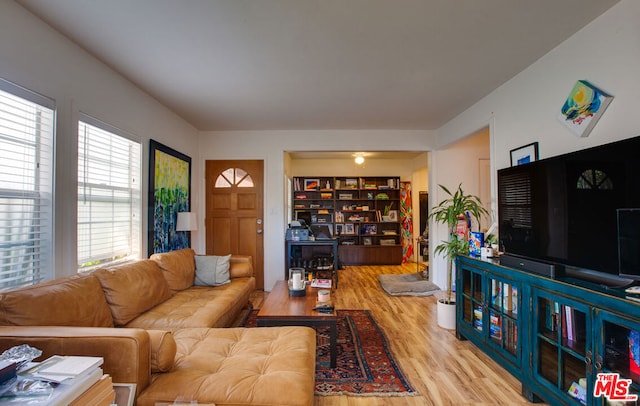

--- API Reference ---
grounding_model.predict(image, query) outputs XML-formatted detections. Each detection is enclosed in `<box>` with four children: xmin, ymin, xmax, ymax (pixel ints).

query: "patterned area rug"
<box><xmin>243</xmin><ymin>309</ymin><xmax>417</xmax><ymax>396</ymax></box>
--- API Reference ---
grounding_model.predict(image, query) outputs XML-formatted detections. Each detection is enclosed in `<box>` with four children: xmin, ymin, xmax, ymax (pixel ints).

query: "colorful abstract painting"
<box><xmin>559</xmin><ymin>80</ymin><xmax>613</xmax><ymax>138</ymax></box>
<box><xmin>148</xmin><ymin>140</ymin><xmax>191</xmax><ymax>255</ymax></box>
<box><xmin>400</xmin><ymin>181</ymin><xmax>413</xmax><ymax>264</ymax></box>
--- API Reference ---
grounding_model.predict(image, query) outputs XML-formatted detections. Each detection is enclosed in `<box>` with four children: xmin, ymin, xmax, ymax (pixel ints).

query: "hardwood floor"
<box><xmin>252</xmin><ymin>263</ymin><xmax>540</xmax><ymax>405</ymax></box>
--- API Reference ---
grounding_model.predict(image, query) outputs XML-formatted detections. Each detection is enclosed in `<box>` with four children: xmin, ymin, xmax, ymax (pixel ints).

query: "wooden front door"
<box><xmin>205</xmin><ymin>160</ymin><xmax>264</xmax><ymax>290</ymax></box>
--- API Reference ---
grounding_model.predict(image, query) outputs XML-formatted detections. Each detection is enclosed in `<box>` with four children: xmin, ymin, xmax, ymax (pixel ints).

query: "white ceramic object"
<box><xmin>437</xmin><ymin>299</ymin><xmax>456</xmax><ymax>330</ymax></box>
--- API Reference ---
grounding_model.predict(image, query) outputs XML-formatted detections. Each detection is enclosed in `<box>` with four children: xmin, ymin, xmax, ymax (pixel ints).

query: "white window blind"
<box><xmin>77</xmin><ymin>117</ymin><xmax>141</xmax><ymax>271</ymax></box>
<box><xmin>0</xmin><ymin>80</ymin><xmax>54</xmax><ymax>289</ymax></box>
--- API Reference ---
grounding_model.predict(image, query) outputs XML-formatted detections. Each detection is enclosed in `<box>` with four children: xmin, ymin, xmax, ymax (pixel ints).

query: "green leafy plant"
<box><xmin>383</xmin><ymin>202</ymin><xmax>393</xmax><ymax>216</ymax></box>
<box><xmin>429</xmin><ymin>183</ymin><xmax>488</xmax><ymax>304</ymax></box>
<box><xmin>485</xmin><ymin>233</ymin><xmax>498</xmax><ymax>247</ymax></box>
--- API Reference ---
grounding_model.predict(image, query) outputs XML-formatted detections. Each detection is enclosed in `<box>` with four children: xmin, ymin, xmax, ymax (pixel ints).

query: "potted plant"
<box><xmin>429</xmin><ymin>183</ymin><xmax>488</xmax><ymax>329</ymax></box>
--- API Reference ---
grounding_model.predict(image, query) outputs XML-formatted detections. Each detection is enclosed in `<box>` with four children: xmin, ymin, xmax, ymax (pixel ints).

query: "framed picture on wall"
<box><xmin>510</xmin><ymin>142</ymin><xmax>539</xmax><ymax>166</ymax></box>
<box><xmin>148</xmin><ymin>140</ymin><xmax>191</xmax><ymax>255</ymax></box>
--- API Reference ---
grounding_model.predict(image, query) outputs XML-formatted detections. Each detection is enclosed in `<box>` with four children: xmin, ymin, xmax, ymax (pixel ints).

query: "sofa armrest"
<box><xmin>0</xmin><ymin>326</ymin><xmax>150</xmax><ymax>396</ymax></box>
<box><xmin>146</xmin><ymin>330</ymin><xmax>176</xmax><ymax>372</ymax></box>
<box><xmin>229</xmin><ymin>255</ymin><xmax>253</xmax><ymax>278</ymax></box>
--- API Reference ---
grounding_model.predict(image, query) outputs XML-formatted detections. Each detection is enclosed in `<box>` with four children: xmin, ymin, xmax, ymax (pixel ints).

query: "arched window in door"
<box><xmin>576</xmin><ymin>169</ymin><xmax>613</xmax><ymax>190</ymax></box>
<box><xmin>215</xmin><ymin>168</ymin><xmax>255</xmax><ymax>188</ymax></box>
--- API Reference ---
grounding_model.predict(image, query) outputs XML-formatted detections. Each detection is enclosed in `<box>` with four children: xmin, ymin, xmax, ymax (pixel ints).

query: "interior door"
<box><xmin>205</xmin><ymin>160</ymin><xmax>264</xmax><ymax>290</ymax></box>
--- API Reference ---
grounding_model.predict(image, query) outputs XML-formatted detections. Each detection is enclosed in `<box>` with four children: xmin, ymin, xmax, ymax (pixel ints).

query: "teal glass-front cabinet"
<box><xmin>456</xmin><ymin>255</ymin><xmax>640</xmax><ymax>406</ymax></box>
<box><xmin>531</xmin><ymin>288</ymin><xmax>591</xmax><ymax>405</ymax></box>
<box><xmin>531</xmin><ymin>286</ymin><xmax>640</xmax><ymax>405</ymax></box>
<box><xmin>457</xmin><ymin>257</ymin><xmax>523</xmax><ymax>380</ymax></box>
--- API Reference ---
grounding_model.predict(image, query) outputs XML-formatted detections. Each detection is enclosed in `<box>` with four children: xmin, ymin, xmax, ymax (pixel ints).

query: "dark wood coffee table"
<box><xmin>257</xmin><ymin>280</ymin><xmax>337</xmax><ymax>368</ymax></box>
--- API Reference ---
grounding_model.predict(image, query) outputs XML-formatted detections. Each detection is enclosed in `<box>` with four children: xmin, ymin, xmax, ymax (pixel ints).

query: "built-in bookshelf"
<box><xmin>292</xmin><ymin>176</ymin><xmax>402</xmax><ymax>265</ymax></box>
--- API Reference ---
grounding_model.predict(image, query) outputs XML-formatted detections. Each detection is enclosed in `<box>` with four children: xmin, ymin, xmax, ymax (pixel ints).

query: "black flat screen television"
<box><xmin>498</xmin><ymin>135</ymin><xmax>640</xmax><ymax>287</ymax></box>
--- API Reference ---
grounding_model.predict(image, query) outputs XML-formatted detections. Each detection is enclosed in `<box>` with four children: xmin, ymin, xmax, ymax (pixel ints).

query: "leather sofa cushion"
<box><xmin>229</xmin><ymin>255</ymin><xmax>253</xmax><ymax>278</ymax></box>
<box><xmin>136</xmin><ymin>327</ymin><xmax>316</xmax><ymax>406</ymax></box>
<box><xmin>125</xmin><ymin>277</ymin><xmax>255</xmax><ymax>330</ymax></box>
<box><xmin>94</xmin><ymin>260</ymin><xmax>172</xmax><ymax>326</ymax></box>
<box><xmin>0</xmin><ymin>274</ymin><xmax>113</xmax><ymax>327</ymax></box>
<box><xmin>150</xmin><ymin>248</ymin><xmax>196</xmax><ymax>293</ymax></box>
<box><xmin>147</xmin><ymin>330</ymin><xmax>176</xmax><ymax>373</ymax></box>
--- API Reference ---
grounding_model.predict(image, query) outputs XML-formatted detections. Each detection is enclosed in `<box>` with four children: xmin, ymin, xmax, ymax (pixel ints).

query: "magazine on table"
<box><xmin>311</xmin><ymin>278</ymin><xmax>332</xmax><ymax>288</ymax></box>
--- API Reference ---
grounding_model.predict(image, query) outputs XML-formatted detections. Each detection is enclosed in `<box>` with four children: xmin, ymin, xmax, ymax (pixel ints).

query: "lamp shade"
<box><xmin>176</xmin><ymin>212</ymin><xmax>198</xmax><ymax>231</ymax></box>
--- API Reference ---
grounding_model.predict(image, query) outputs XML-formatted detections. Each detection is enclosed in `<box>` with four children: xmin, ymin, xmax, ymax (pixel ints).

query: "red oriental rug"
<box><xmin>243</xmin><ymin>309</ymin><xmax>417</xmax><ymax>396</ymax></box>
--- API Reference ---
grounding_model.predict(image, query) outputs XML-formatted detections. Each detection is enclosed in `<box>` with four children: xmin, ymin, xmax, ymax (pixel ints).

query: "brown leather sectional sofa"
<box><xmin>0</xmin><ymin>249</ymin><xmax>316</xmax><ymax>406</ymax></box>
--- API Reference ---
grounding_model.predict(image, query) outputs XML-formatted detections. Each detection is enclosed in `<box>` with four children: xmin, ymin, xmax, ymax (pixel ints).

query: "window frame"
<box><xmin>77</xmin><ymin>113</ymin><xmax>142</xmax><ymax>271</ymax></box>
<box><xmin>0</xmin><ymin>78</ymin><xmax>55</xmax><ymax>289</ymax></box>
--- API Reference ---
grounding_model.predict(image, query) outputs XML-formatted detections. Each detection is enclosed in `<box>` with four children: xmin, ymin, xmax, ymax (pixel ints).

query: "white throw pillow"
<box><xmin>194</xmin><ymin>254</ymin><xmax>232</xmax><ymax>286</ymax></box>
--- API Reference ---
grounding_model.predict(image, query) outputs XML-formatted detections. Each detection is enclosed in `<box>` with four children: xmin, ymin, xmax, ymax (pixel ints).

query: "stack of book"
<box><xmin>1</xmin><ymin>355</ymin><xmax>114</xmax><ymax>405</ymax></box>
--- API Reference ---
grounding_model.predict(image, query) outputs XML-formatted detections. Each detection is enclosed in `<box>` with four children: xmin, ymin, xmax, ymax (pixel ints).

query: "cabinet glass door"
<box><xmin>593</xmin><ymin>311</ymin><xmax>640</xmax><ymax>406</ymax></box>
<box><xmin>534</xmin><ymin>291</ymin><xmax>590</xmax><ymax>405</ymax></box>
<box><xmin>460</xmin><ymin>266</ymin><xmax>483</xmax><ymax>333</ymax></box>
<box><xmin>488</xmin><ymin>276</ymin><xmax>519</xmax><ymax>357</ymax></box>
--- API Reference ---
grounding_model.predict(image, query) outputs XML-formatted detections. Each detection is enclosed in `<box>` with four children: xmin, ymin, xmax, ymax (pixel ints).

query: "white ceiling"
<box><xmin>17</xmin><ymin>0</ymin><xmax>619</xmax><ymax>132</ymax></box>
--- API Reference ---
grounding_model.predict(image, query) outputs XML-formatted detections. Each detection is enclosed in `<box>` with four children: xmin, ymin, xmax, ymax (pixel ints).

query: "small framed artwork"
<box><xmin>363</xmin><ymin>237</ymin><xmax>372</xmax><ymax>245</ymax></box>
<box><xmin>361</xmin><ymin>224</ymin><xmax>377</xmax><ymax>235</ymax></box>
<box><xmin>558</xmin><ymin>80</ymin><xmax>613</xmax><ymax>138</ymax></box>
<box><xmin>388</xmin><ymin>210</ymin><xmax>398</xmax><ymax>222</ymax></box>
<box><xmin>344</xmin><ymin>223</ymin><xmax>355</xmax><ymax>235</ymax></box>
<box><xmin>304</xmin><ymin>178</ymin><xmax>320</xmax><ymax>190</ymax></box>
<box><xmin>510</xmin><ymin>142</ymin><xmax>539</xmax><ymax>166</ymax></box>
<box><xmin>345</xmin><ymin>178</ymin><xmax>358</xmax><ymax>189</ymax></box>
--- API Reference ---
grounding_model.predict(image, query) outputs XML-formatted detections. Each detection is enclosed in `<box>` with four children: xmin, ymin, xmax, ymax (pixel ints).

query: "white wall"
<box><xmin>430</xmin><ymin>0</ymin><xmax>640</xmax><ymax>289</ymax></box>
<box><xmin>198</xmin><ymin>130</ymin><xmax>435</xmax><ymax>290</ymax></box>
<box><xmin>0</xmin><ymin>1</ymin><xmax>199</xmax><ymax>278</ymax></box>
<box><xmin>289</xmin><ymin>157</ymin><xmax>422</xmax><ymax>178</ymax></box>
<box><xmin>429</xmin><ymin>131</ymin><xmax>490</xmax><ymax>288</ymax></box>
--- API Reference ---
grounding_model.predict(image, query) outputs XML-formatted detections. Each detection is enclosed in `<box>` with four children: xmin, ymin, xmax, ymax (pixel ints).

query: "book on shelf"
<box><xmin>490</xmin><ymin>313</ymin><xmax>502</xmax><ymax>340</ymax></box>
<box><xmin>473</xmin><ymin>306</ymin><xmax>483</xmax><ymax>331</ymax></box>
<box><xmin>564</xmin><ymin>305</ymin><xmax>574</xmax><ymax>342</ymax></box>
